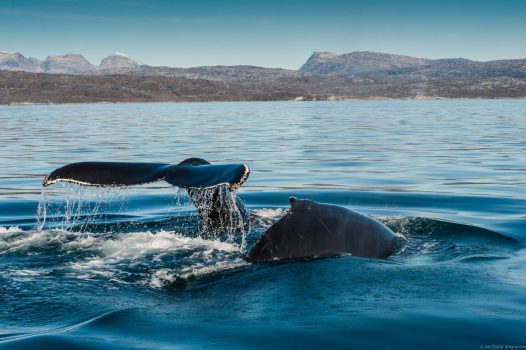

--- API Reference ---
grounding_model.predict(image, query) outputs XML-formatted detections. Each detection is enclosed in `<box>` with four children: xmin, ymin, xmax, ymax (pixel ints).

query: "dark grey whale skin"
<box><xmin>247</xmin><ymin>197</ymin><xmax>399</xmax><ymax>262</ymax></box>
<box><xmin>42</xmin><ymin>158</ymin><xmax>249</xmax><ymax>190</ymax></box>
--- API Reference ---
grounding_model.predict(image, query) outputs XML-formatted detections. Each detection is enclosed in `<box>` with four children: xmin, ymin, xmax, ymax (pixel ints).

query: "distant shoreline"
<box><xmin>1</xmin><ymin>69</ymin><xmax>525</xmax><ymax>105</ymax></box>
<box><xmin>3</xmin><ymin>50</ymin><xmax>526</xmax><ymax>105</ymax></box>
<box><xmin>4</xmin><ymin>96</ymin><xmax>526</xmax><ymax>107</ymax></box>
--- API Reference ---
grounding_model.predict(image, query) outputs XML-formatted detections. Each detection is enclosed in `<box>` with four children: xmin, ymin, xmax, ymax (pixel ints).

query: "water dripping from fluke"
<box><xmin>187</xmin><ymin>184</ymin><xmax>251</xmax><ymax>250</ymax></box>
<box><xmin>36</xmin><ymin>182</ymin><xmax>251</xmax><ymax>251</ymax></box>
<box><xmin>36</xmin><ymin>187</ymin><xmax>47</xmax><ymax>232</ymax></box>
<box><xmin>35</xmin><ymin>183</ymin><xmax>126</xmax><ymax>233</ymax></box>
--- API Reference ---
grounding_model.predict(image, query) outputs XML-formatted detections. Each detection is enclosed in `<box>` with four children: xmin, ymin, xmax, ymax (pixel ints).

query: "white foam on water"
<box><xmin>252</xmin><ymin>208</ymin><xmax>285</xmax><ymax>219</ymax></box>
<box><xmin>9</xmin><ymin>181</ymin><xmax>252</xmax><ymax>289</ymax></box>
<box><xmin>2</xmin><ymin>269</ymin><xmax>48</xmax><ymax>278</ymax></box>
<box><xmin>97</xmin><ymin>230</ymin><xmax>241</xmax><ymax>260</ymax></box>
<box><xmin>148</xmin><ymin>258</ymin><xmax>248</xmax><ymax>289</ymax></box>
<box><xmin>0</xmin><ymin>228</ymin><xmax>71</xmax><ymax>253</ymax></box>
<box><xmin>60</xmin><ymin>230</ymin><xmax>246</xmax><ymax>288</ymax></box>
<box><xmin>63</xmin><ymin>234</ymin><xmax>98</xmax><ymax>249</ymax></box>
<box><xmin>150</xmin><ymin>268</ymin><xmax>176</xmax><ymax>288</ymax></box>
<box><xmin>0</xmin><ymin>226</ymin><xmax>23</xmax><ymax>234</ymax></box>
<box><xmin>178</xmin><ymin>258</ymin><xmax>247</xmax><ymax>279</ymax></box>
<box><xmin>251</xmin><ymin>207</ymin><xmax>286</xmax><ymax>229</ymax></box>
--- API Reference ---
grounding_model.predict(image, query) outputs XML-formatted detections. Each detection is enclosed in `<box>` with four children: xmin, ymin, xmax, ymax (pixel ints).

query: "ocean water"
<box><xmin>0</xmin><ymin>100</ymin><xmax>525</xmax><ymax>349</ymax></box>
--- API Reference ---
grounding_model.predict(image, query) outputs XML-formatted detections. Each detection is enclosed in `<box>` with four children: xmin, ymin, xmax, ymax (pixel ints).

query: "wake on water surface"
<box><xmin>0</xmin><ymin>183</ymin><xmax>520</xmax><ymax>291</ymax></box>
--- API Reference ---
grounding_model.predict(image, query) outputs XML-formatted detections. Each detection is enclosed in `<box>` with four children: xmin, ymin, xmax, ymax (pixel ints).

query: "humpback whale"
<box><xmin>43</xmin><ymin>158</ymin><xmax>250</xmax><ymax>228</ymax></box>
<box><xmin>247</xmin><ymin>197</ymin><xmax>401</xmax><ymax>262</ymax></box>
<box><xmin>43</xmin><ymin>160</ymin><xmax>402</xmax><ymax>261</ymax></box>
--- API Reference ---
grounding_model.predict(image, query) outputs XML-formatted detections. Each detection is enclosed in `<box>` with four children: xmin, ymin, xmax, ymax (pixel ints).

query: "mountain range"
<box><xmin>2</xmin><ymin>50</ymin><xmax>526</xmax><ymax>81</ymax></box>
<box><xmin>0</xmin><ymin>52</ymin><xmax>140</xmax><ymax>74</ymax></box>
<box><xmin>1</xmin><ymin>50</ymin><xmax>525</xmax><ymax>103</ymax></box>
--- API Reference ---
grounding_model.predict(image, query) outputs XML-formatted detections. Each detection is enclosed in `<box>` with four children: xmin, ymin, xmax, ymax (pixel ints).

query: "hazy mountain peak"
<box><xmin>0</xmin><ymin>52</ymin><xmax>42</xmax><ymax>72</ymax></box>
<box><xmin>99</xmin><ymin>53</ymin><xmax>141</xmax><ymax>70</ymax></box>
<box><xmin>42</xmin><ymin>54</ymin><xmax>96</xmax><ymax>74</ymax></box>
<box><xmin>45</xmin><ymin>53</ymin><xmax>90</xmax><ymax>61</ymax></box>
<box><xmin>0</xmin><ymin>52</ymin><xmax>23</xmax><ymax>59</ymax></box>
<box><xmin>311</xmin><ymin>51</ymin><xmax>338</xmax><ymax>60</ymax></box>
<box><xmin>300</xmin><ymin>50</ymin><xmax>431</xmax><ymax>75</ymax></box>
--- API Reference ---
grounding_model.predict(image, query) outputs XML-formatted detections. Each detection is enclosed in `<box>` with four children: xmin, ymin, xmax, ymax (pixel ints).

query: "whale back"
<box><xmin>247</xmin><ymin>197</ymin><xmax>397</xmax><ymax>262</ymax></box>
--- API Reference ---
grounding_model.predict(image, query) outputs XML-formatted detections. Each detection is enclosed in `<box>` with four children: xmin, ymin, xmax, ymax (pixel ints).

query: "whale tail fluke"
<box><xmin>43</xmin><ymin>158</ymin><xmax>250</xmax><ymax>191</ymax></box>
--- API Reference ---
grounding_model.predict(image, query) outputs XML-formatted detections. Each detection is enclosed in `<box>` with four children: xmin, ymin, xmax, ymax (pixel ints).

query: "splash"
<box><xmin>36</xmin><ymin>183</ymin><xmax>125</xmax><ymax>232</ymax></box>
<box><xmin>0</xmin><ymin>227</ymin><xmax>247</xmax><ymax>289</ymax></box>
<box><xmin>36</xmin><ymin>183</ymin><xmax>251</xmax><ymax>250</ymax></box>
<box><xmin>251</xmin><ymin>208</ymin><xmax>286</xmax><ymax>229</ymax></box>
<box><xmin>64</xmin><ymin>230</ymin><xmax>247</xmax><ymax>288</ymax></box>
<box><xmin>0</xmin><ymin>226</ymin><xmax>23</xmax><ymax>234</ymax></box>
<box><xmin>36</xmin><ymin>188</ymin><xmax>47</xmax><ymax>232</ymax></box>
<box><xmin>187</xmin><ymin>184</ymin><xmax>250</xmax><ymax>249</ymax></box>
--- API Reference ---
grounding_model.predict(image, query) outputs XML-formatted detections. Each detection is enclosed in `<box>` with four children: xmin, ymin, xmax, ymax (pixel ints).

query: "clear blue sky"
<box><xmin>1</xmin><ymin>0</ymin><xmax>525</xmax><ymax>69</ymax></box>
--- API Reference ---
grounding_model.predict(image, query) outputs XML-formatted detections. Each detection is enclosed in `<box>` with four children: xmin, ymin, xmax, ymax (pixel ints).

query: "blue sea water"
<box><xmin>0</xmin><ymin>100</ymin><xmax>525</xmax><ymax>349</ymax></box>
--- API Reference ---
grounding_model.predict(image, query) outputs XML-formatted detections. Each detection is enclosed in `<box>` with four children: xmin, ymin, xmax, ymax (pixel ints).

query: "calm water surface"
<box><xmin>0</xmin><ymin>100</ymin><xmax>525</xmax><ymax>349</ymax></box>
